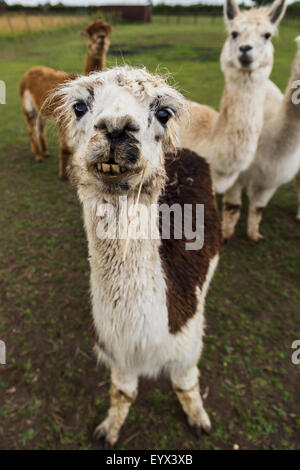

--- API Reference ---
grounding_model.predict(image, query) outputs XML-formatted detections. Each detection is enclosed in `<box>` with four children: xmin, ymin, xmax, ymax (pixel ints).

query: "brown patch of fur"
<box><xmin>159</xmin><ymin>149</ymin><xmax>222</xmax><ymax>334</ymax></box>
<box><xmin>19</xmin><ymin>66</ymin><xmax>74</xmax><ymax>113</ymax></box>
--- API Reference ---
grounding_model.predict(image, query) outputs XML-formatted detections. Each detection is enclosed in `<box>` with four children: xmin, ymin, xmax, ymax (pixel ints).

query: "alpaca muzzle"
<box><xmin>238</xmin><ymin>47</ymin><xmax>254</xmax><ymax>67</ymax></box>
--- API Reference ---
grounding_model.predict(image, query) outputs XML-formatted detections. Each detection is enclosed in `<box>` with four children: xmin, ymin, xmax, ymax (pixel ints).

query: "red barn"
<box><xmin>0</xmin><ymin>0</ymin><xmax>6</xmax><ymax>15</ymax></box>
<box><xmin>99</xmin><ymin>1</ymin><xmax>152</xmax><ymax>22</ymax></box>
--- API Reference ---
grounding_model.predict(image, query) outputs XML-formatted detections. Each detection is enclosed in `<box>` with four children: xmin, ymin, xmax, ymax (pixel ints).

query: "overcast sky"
<box><xmin>4</xmin><ymin>0</ymin><xmax>298</xmax><ymax>6</ymax></box>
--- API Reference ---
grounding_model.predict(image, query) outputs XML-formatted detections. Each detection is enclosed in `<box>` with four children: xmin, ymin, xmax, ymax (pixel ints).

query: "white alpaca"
<box><xmin>223</xmin><ymin>37</ymin><xmax>300</xmax><ymax>241</ymax></box>
<box><xmin>49</xmin><ymin>66</ymin><xmax>222</xmax><ymax>446</ymax></box>
<box><xmin>178</xmin><ymin>0</ymin><xmax>287</xmax><ymax>194</ymax></box>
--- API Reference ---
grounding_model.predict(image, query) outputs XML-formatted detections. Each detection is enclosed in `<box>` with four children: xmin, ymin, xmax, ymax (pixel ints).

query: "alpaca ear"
<box><xmin>80</xmin><ymin>29</ymin><xmax>89</xmax><ymax>37</ymax></box>
<box><xmin>224</xmin><ymin>0</ymin><xmax>240</xmax><ymax>21</ymax></box>
<box><xmin>105</xmin><ymin>25</ymin><xmax>113</xmax><ymax>35</ymax></box>
<box><xmin>268</xmin><ymin>0</ymin><xmax>287</xmax><ymax>25</ymax></box>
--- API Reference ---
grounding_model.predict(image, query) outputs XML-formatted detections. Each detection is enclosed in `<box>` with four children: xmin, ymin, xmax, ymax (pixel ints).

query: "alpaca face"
<box><xmin>222</xmin><ymin>0</ymin><xmax>286</xmax><ymax>73</ymax></box>
<box><xmin>54</xmin><ymin>67</ymin><xmax>185</xmax><ymax>196</ymax></box>
<box><xmin>81</xmin><ymin>20</ymin><xmax>112</xmax><ymax>57</ymax></box>
<box><xmin>87</xmin><ymin>28</ymin><xmax>111</xmax><ymax>57</ymax></box>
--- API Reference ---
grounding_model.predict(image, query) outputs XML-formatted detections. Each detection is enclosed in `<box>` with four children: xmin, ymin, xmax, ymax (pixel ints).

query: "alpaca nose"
<box><xmin>94</xmin><ymin>121</ymin><xmax>124</xmax><ymax>138</ymax></box>
<box><xmin>107</xmin><ymin>128</ymin><xmax>125</xmax><ymax>140</ymax></box>
<box><xmin>94</xmin><ymin>116</ymin><xmax>139</xmax><ymax>140</ymax></box>
<box><xmin>239</xmin><ymin>45</ymin><xmax>253</xmax><ymax>54</ymax></box>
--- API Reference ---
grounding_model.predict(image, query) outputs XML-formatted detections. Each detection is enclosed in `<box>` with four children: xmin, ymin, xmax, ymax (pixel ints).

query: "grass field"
<box><xmin>0</xmin><ymin>13</ymin><xmax>89</xmax><ymax>38</ymax></box>
<box><xmin>0</xmin><ymin>15</ymin><xmax>299</xmax><ymax>450</ymax></box>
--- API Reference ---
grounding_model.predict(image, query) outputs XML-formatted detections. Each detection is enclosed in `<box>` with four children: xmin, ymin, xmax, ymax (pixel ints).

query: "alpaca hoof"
<box><xmin>94</xmin><ymin>420</ymin><xmax>118</xmax><ymax>448</ymax></box>
<box><xmin>44</xmin><ymin>153</ymin><xmax>51</xmax><ymax>158</ymax></box>
<box><xmin>248</xmin><ymin>232</ymin><xmax>264</xmax><ymax>242</ymax></box>
<box><xmin>35</xmin><ymin>157</ymin><xmax>43</xmax><ymax>163</ymax></box>
<box><xmin>188</xmin><ymin>410</ymin><xmax>212</xmax><ymax>436</ymax></box>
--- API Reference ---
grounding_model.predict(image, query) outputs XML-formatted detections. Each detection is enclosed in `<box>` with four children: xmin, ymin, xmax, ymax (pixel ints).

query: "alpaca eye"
<box><xmin>73</xmin><ymin>101</ymin><xmax>88</xmax><ymax>119</ymax></box>
<box><xmin>264</xmin><ymin>33</ymin><xmax>271</xmax><ymax>40</ymax></box>
<box><xmin>231</xmin><ymin>31</ymin><xmax>239</xmax><ymax>40</ymax></box>
<box><xmin>156</xmin><ymin>108</ymin><xmax>171</xmax><ymax>126</ymax></box>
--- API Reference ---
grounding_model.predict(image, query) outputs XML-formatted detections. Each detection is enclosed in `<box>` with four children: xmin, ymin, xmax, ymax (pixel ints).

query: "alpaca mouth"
<box><xmin>93</xmin><ymin>155</ymin><xmax>135</xmax><ymax>181</ymax></box>
<box><xmin>239</xmin><ymin>57</ymin><xmax>253</xmax><ymax>67</ymax></box>
<box><xmin>94</xmin><ymin>162</ymin><xmax>128</xmax><ymax>176</ymax></box>
<box><xmin>92</xmin><ymin>157</ymin><xmax>142</xmax><ymax>193</ymax></box>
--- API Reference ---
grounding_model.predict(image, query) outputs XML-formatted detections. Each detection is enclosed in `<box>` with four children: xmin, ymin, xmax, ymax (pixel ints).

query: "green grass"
<box><xmin>0</xmin><ymin>15</ymin><xmax>299</xmax><ymax>450</ymax></box>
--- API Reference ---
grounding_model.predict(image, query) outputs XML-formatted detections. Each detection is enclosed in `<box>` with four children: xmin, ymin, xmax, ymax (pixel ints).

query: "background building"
<box><xmin>99</xmin><ymin>1</ymin><xmax>152</xmax><ymax>22</ymax></box>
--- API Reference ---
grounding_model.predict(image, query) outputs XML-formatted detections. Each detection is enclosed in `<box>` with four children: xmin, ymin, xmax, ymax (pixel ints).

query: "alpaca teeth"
<box><xmin>102</xmin><ymin>163</ymin><xmax>110</xmax><ymax>173</ymax></box>
<box><xmin>96</xmin><ymin>163</ymin><xmax>127</xmax><ymax>175</ymax></box>
<box><xmin>111</xmin><ymin>164</ymin><xmax>120</xmax><ymax>174</ymax></box>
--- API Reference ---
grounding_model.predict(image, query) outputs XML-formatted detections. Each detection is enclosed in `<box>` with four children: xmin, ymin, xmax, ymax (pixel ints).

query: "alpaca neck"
<box><xmin>82</xmin><ymin>187</ymin><xmax>161</xmax><ymax>260</ymax></box>
<box><xmin>209</xmin><ymin>68</ymin><xmax>269</xmax><ymax>179</ymax></box>
<box><xmin>82</xmin><ymin>190</ymin><xmax>162</xmax><ymax>303</ymax></box>
<box><xmin>84</xmin><ymin>53</ymin><xmax>105</xmax><ymax>75</ymax></box>
<box><xmin>216</xmin><ymin>70</ymin><xmax>268</xmax><ymax>139</ymax></box>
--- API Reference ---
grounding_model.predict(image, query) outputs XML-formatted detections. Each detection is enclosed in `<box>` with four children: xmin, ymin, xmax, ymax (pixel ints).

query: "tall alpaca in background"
<box><xmin>49</xmin><ymin>67</ymin><xmax>222</xmax><ymax>446</ymax></box>
<box><xmin>223</xmin><ymin>38</ymin><xmax>300</xmax><ymax>241</ymax></box>
<box><xmin>81</xmin><ymin>20</ymin><xmax>112</xmax><ymax>74</ymax></box>
<box><xmin>179</xmin><ymin>0</ymin><xmax>287</xmax><ymax>194</ymax></box>
<box><xmin>19</xmin><ymin>20</ymin><xmax>112</xmax><ymax>179</ymax></box>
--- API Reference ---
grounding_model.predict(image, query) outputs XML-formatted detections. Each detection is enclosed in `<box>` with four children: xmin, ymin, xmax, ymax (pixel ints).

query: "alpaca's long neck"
<box><xmin>82</xmin><ymin>192</ymin><xmax>161</xmax><ymax>283</ymax></box>
<box><xmin>206</xmin><ymin>69</ymin><xmax>269</xmax><ymax>190</ymax></box>
<box><xmin>214</xmin><ymin>71</ymin><xmax>267</xmax><ymax>149</ymax></box>
<box><xmin>84</xmin><ymin>53</ymin><xmax>106</xmax><ymax>75</ymax></box>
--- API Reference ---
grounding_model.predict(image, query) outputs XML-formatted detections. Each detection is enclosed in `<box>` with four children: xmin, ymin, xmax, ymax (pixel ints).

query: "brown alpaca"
<box><xmin>19</xmin><ymin>20</ymin><xmax>112</xmax><ymax>180</ymax></box>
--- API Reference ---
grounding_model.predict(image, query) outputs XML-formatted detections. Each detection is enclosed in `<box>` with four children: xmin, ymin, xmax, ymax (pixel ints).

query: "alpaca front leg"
<box><xmin>59</xmin><ymin>146</ymin><xmax>72</xmax><ymax>180</ymax></box>
<box><xmin>296</xmin><ymin>169</ymin><xmax>300</xmax><ymax>220</ymax></box>
<box><xmin>247</xmin><ymin>187</ymin><xmax>276</xmax><ymax>241</ymax></box>
<box><xmin>171</xmin><ymin>366</ymin><xmax>211</xmax><ymax>436</ymax></box>
<box><xmin>222</xmin><ymin>180</ymin><xmax>243</xmax><ymax>240</ymax></box>
<box><xmin>37</xmin><ymin>116</ymin><xmax>50</xmax><ymax>158</ymax></box>
<box><xmin>247</xmin><ymin>206</ymin><xmax>264</xmax><ymax>241</ymax></box>
<box><xmin>94</xmin><ymin>368</ymin><xmax>138</xmax><ymax>447</ymax></box>
<box><xmin>24</xmin><ymin>111</ymin><xmax>43</xmax><ymax>162</ymax></box>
